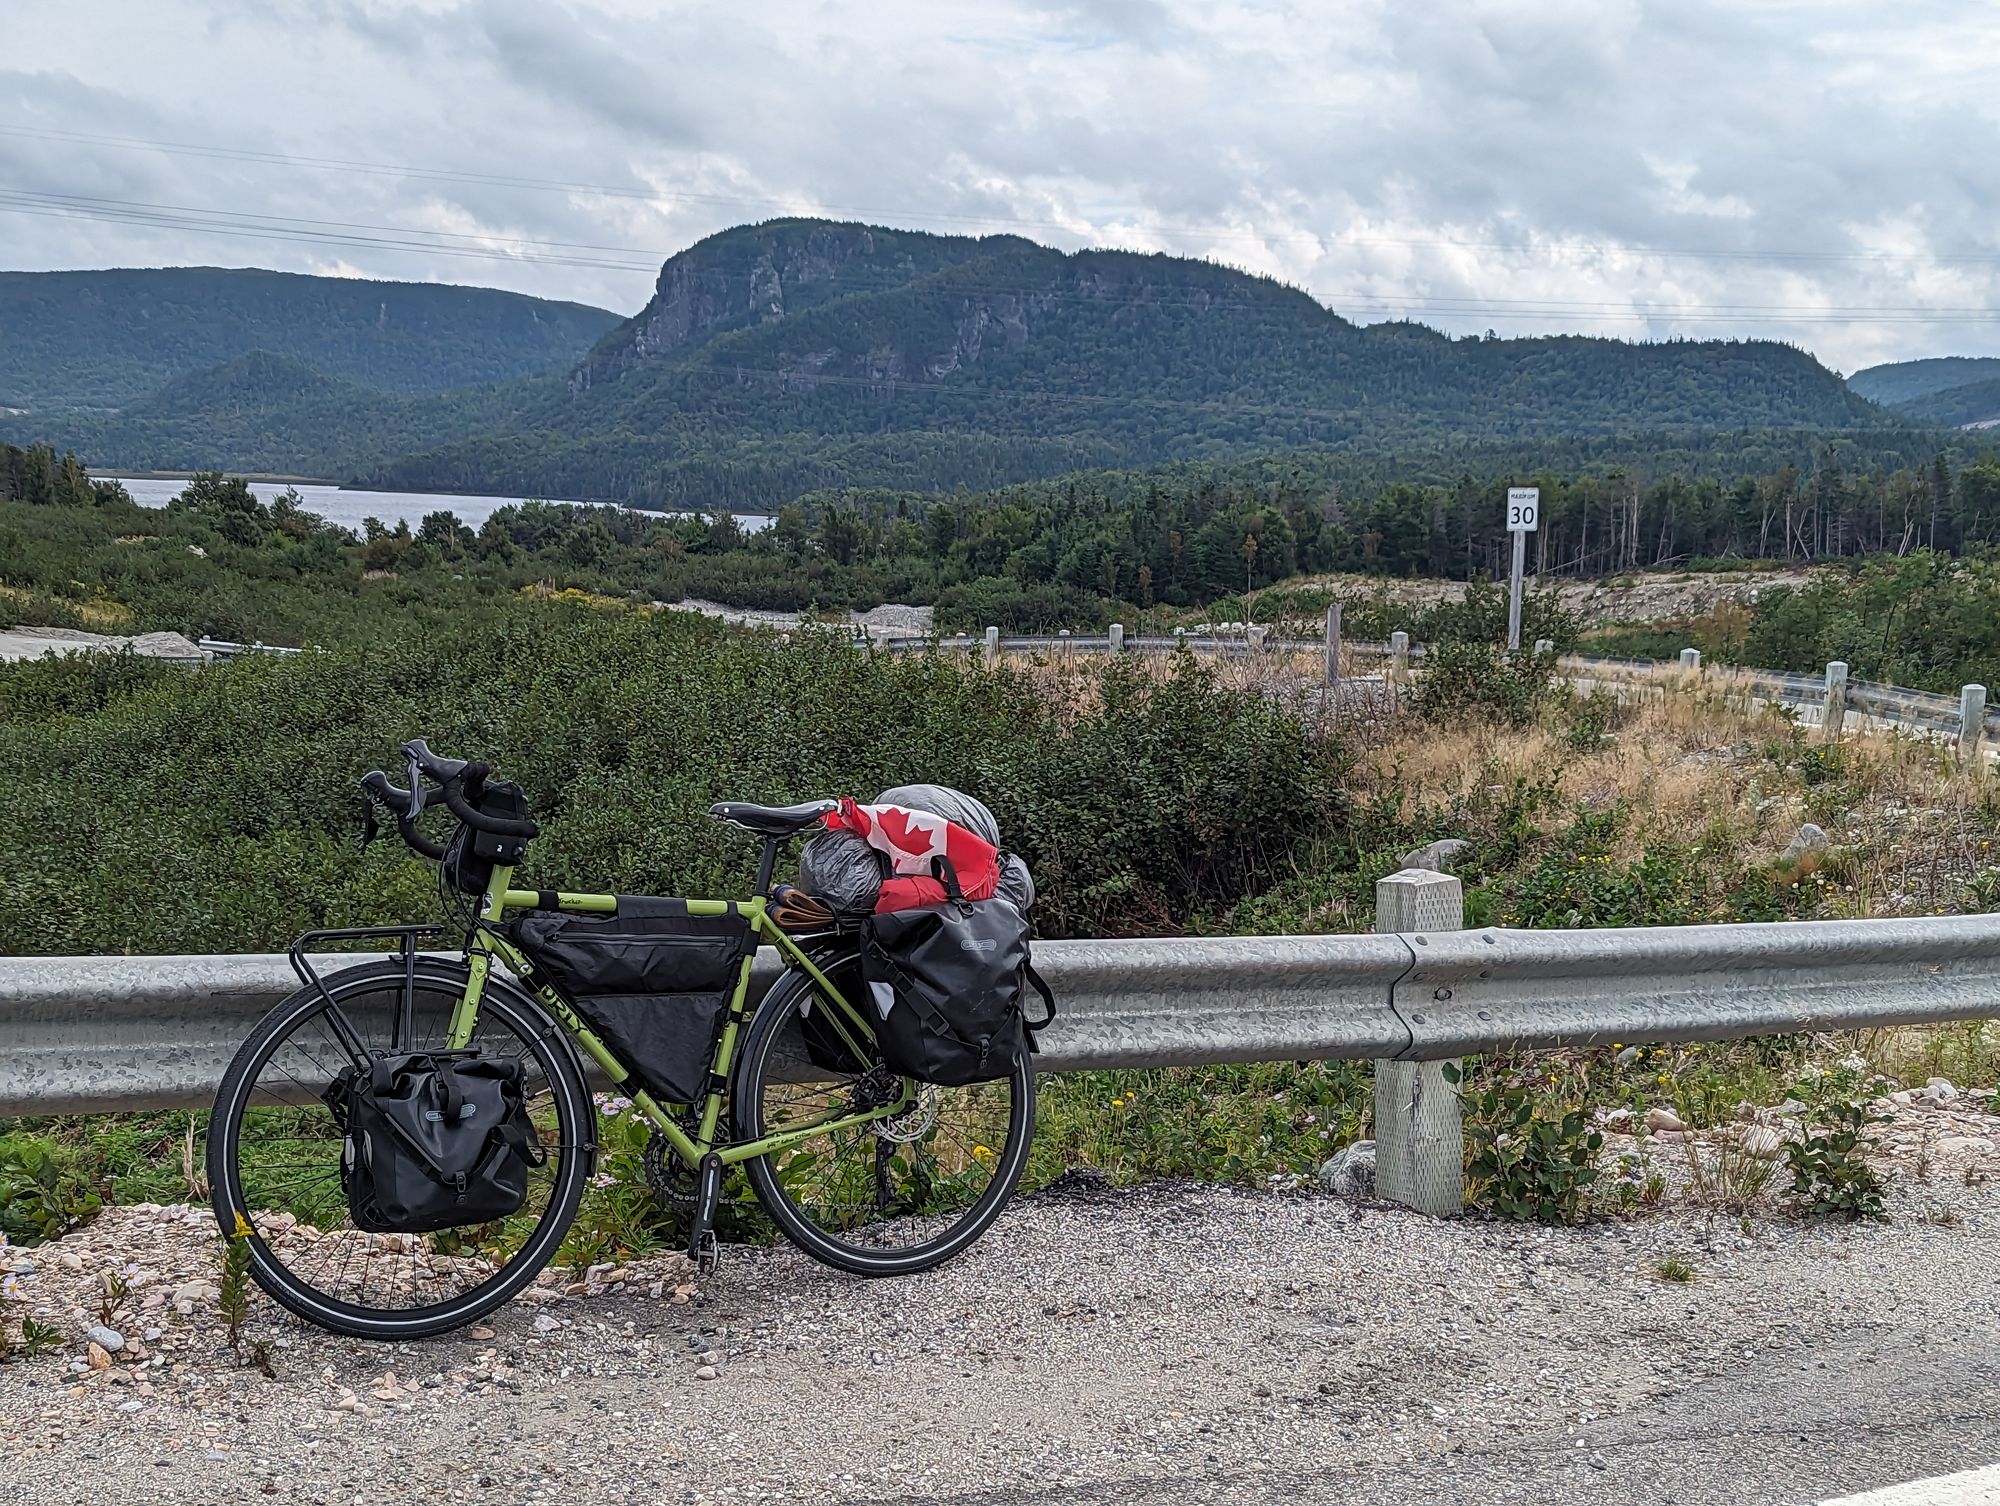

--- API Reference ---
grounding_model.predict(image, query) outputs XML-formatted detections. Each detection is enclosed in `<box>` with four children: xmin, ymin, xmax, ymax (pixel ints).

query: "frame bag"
<box><xmin>326</xmin><ymin>1051</ymin><xmax>546</xmax><ymax>1234</ymax></box>
<box><xmin>862</xmin><ymin>866</ymin><xmax>1056</xmax><ymax>1086</ymax></box>
<box><xmin>512</xmin><ymin>897</ymin><xmax>752</xmax><ymax>1103</ymax></box>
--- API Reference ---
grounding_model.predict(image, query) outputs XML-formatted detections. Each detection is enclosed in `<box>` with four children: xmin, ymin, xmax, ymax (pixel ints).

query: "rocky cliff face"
<box><xmin>570</xmin><ymin>222</ymin><xmax>990</xmax><ymax>395</ymax></box>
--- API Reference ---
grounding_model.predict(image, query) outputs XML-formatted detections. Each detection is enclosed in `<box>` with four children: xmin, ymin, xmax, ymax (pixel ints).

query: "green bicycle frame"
<box><xmin>443</xmin><ymin>863</ymin><xmax>904</xmax><ymax>1174</ymax></box>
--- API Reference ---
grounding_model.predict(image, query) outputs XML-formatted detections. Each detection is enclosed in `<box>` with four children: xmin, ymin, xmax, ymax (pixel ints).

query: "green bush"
<box><xmin>1448</xmin><ymin>1058</ymin><xmax>1604</xmax><ymax>1224</ymax></box>
<box><xmin>0</xmin><ymin>1132</ymin><xmax>101</xmax><ymax>1245</ymax></box>
<box><xmin>1413</xmin><ymin>638</ymin><xmax>1561</xmax><ymax>727</ymax></box>
<box><xmin>0</xmin><ymin>606</ymin><xmax>1350</xmax><ymax>953</ymax></box>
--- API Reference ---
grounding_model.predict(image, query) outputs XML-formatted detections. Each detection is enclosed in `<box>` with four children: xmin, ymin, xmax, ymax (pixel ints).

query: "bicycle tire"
<box><xmin>735</xmin><ymin>961</ymin><xmax>1035</xmax><ymax>1277</ymax></box>
<box><xmin>207</xmin><ymin>958</ymin><xmax>594</xmax><ymax>1340</ymax></box>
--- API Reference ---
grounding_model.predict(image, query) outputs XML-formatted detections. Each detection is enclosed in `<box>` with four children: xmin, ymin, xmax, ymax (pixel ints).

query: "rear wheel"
<box><xmin>207</xmin><ymin>958</ymin><xmax>593</xmax><ymax>1339</ymax></box>
<box><xmin>735</xmin><ymin>959</ymin><xmax>1034</xmax><ymax>1276</ymax></box>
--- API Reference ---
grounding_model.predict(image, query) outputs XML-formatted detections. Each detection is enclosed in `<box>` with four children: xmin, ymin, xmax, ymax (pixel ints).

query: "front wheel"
<box><xmin>207</xmin><ymin>958</ymin><xmax>594</xmax><ymax>1339</ymax></box>
<box><xmin>734</xmin><ymin>959</ymin><xmax>1035</xmax><ymax>1277</ymax></box>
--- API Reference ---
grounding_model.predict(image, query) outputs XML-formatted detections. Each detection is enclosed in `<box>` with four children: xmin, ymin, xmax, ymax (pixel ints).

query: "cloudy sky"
<box><xmin>4</xmin><ymin>0</ymin><xmax>1998</xmax><ymax>372</ymax></box>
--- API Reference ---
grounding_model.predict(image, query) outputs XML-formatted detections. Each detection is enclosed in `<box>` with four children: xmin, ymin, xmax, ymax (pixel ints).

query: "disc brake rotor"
<box><xmin>872</xmin><ymin>1083</ymin><xmax>943</xmax><ymax>1144</ymax></box>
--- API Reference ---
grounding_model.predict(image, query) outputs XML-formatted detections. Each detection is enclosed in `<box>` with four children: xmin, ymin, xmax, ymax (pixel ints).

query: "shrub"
<box><xmin>1412</xmin><ymin>639</ymin><xmax>1559</xmax><ymax>727</ymax></box>
<box><xmin>1448</xmin><ymin>1059</ymin><xmax>1604</xmax><ymax>1223</ymax></box>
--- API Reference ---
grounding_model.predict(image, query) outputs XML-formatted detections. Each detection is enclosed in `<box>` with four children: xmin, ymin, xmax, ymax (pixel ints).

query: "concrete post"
<box><xmin>1961</xmin><ymin>684</ymin><xmax>1987</xmax><ymax>766</ymax></box>
<box><xmin>1108</xmin><ymin>622</ymin><xmax>1125</xmax><ymax>655</ymax></box>
<box><xmin>1058</xmin><ymin>628</ymin><xmax>1072</xmax><ymax>658</ymax></box>
<box><xmin>1680</xmin><ymin>647</ymin><xmax>1702</xmax><ymax>671</ymax></box>
<box><xmin>1823</xmin><ymin>661</ymin><xmax>1849</xmax><ymax>741</ymax></box>
<box><xmin>1532</xmin><ymin>638</ymin><xmax>1553</xmax><ymax>657</ymax></box>
<box><xmin>982</xmin><ymin>626</ymin><xmax>999</xmax><ymax>666</ymax></box>
<box><xmin>1373</xmin><ymin>869</ymin><xmax>1465</xmax><ymax>1217</ymax></box>
<box><xmin>1247</xmin><ymin>625</ymin><xmax>1267</xmax><ymax>651</ymax></box>
<box><xmin>1389</xmin><ymin>630</ymin><xmax>1410</xmax><ymax>680</ymax></box>
<box><xmin>1324</xmin><ymin>602</ymin><xmax>1343</xmax><ymax>692</ymax></box>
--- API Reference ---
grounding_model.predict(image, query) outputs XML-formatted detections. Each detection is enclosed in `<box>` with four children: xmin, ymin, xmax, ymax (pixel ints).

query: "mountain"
<box><xmin>4</xmin><ymin>350</ymin><xmax>531</xmax><ymax>477</ymax></box>
<box><xmin>1848</xmin><ymin>356</ymin><xmax>2000</xmax><ymax>407</ymax></box>
<box><xmin>4</xmin><ymin>221</ymin><xmax>1907</xmax><ymax>508</ymax></box>
<box><xmin>0</xmin><ymin>267</ymin><xmax>620</xmax><ymax>410</ymax></box>
<box><xmin>367</xmin><ymin>219</ymin><xmax>1890</xmax><ymax>508</ymax></box>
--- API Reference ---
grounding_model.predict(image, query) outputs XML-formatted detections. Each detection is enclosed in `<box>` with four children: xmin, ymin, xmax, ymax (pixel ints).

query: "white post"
<box><xmin>1823</xmin><ymin>661</ymin><xmax>1849</xmax><ymax>741</ymax></box>
<box><xmin>1679</xmin><ymin>647</ymin><xmax>1702</xmax><ymax>671</ymax></box>
<box><xmin>1961</xmin><ymin>684</ymin><xmax>1987</xmax><ymax>766</ymax></box>
<box><xmin>1058</xmin><ymin>628</ymin><xmax>1072</xmax><ymax>658</ymax></box>
<box><xmin>1506</xmin><ymin>527</ymin><xmax>1526</xmax><ymax>651</ymax></box>
<box><xmin>1247</xmin><ymin>625</ymin><xmax>1267</xmax><ymax>651</ymax></box>
<box><xmin>1389</xmin><ymin>630</ymin><xmax>1409</xmax><ymax>680</ymax></box>
<box><xmin>1374</xmin><ymin>870</ymin><xmax>1465</xmax><ymax>1217</ymax></box>
<box><xmin>1108</xmin><ymin>622</ymin><xmax>1125</xmax><ymax>654</ymax></box>
<box><xmin>983</xmin><ymin>626</ymin><xmax>999</xmax><ymax>666</ymax></box>
<box><xmin>1325</xmin><ymin>602</ymin><xmax>1343</xmax><ymax>692</ymax></box>
<box><xmin>1533</xmin><ymin>638</ymin><xmax>1553</xmax><ymax>657</ymax></box>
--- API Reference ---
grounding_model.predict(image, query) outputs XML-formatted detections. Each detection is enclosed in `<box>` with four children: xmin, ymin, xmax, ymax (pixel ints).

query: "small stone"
<box><xmin>1318</xmin><ymin>1141</ymin><xmax>1376</xmax><ymax>1201</ymax></box>
<box><xmin>1645</xmin><ymin>1107</ymin><xmax>1688</xmax><ymax>1134</ymax></box>
<box><xmin>698</xmin><ymin>1350</ymin><xmax>722</xmax><ymax>1366</ymax></box>
<box><xmin>87</xmin><ymin>1343</ymin><xmax>114</xmax><ymax>1371</ymax></box>
<box><xmin>1251</xmin><ymin>1381</ymin><xmax>1273</xmax><ymax>1398</ymax></box>
<box><xmin>532</xmin><ymin>1313</ymin><xmax>560</xmax><ymax>1334</ymax></box>
<box><xmin>57</xmin><ymin>1252</ymin><xmax>85</xmax><ymax>1272</ymax></box>
<box><xmin>1937</xmin><ymin>1136</ymin><xmax>1995</xmax><ymax>1155</ymax></box>
<box><xmin>1589</xmin><ymin>1453</ymin><xmax>1608</xmax><ymax>1471</ymax></box>
<box><xmin>1926</xmin><ymin>1078</ymin><xmax>1960</xmax><ymax>1102</ymax></box>
<box><xmin>173</xmin><ymin>1280</ymin><xmax>218</xmax><ymax>1304</ymax></box>
<box><xmin>1399</xmin><ymin>839</ymin><xmax>1470</xmax><ymax>873</ymax></box>
<box><xmin>87</xmin><ymin>1326</ymin><xmax>126</xmax><ymax>1353</ymax></box>
<box><xmin>1739</xmin><ymin>1126</ymin><xmax>1784</xmax><ymax>1160</ymax></box>
<box><xmin>117</xmin><ymin>1400</ymin><xmax>143</xmax><ymax>1415</ymax></box>
<box><xmin>694</xmin><ymin>1365</ymin><xmax>719</xmax><ymax>1382</ymax></box>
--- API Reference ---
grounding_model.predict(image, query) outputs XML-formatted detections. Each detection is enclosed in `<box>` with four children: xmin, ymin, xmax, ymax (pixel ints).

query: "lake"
<box><xmin>108</xmin><ymin>478</ymin><xmax>770</xmax><ymax>533</ymax></box>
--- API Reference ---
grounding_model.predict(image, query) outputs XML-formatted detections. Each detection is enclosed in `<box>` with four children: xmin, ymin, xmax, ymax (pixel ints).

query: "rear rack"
<box><xmin>288</xmin><ymin>925</ymin><xmax>447</xmax><ymax>1064</ymax></box>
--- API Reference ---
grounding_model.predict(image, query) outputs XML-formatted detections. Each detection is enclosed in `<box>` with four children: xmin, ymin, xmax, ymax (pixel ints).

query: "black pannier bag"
<box><xmin>512</xmin><ymin>897</ymin><xmax>752</xmax><ymax>1103</ymax></box>
<box><xmin>442</xmin><ymin>779</ymin><xmax>534</xmax><ymax>895</ymax></box>
<box><xmin>861</xmin><ymin>883</ymin><xmax>1056</xmax><ymax>1086</ymax></box>
<box><xmin>325</xmin><ymin>1051</ymin><xmax>545</xmax><ymax>1234</ymax></box>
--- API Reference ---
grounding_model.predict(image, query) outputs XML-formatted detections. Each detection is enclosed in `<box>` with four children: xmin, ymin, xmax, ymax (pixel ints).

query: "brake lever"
<box><xmin>403</xmin><ymin>752</ymin><xmax>428</xmax><ymax>821</ymax></box>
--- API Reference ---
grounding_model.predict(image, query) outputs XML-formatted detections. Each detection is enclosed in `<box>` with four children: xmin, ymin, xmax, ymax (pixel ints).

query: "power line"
<box><xmin>7</xmin><ymin>120</ymin><xmax>2000</xmax><ymax>267</ymax></box>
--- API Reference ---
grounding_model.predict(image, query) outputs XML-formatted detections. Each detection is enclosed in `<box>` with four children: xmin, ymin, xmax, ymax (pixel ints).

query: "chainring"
<box><xmin>642</xmin><ymin>1129</ymin><xmax>698</xmax><ymax>1208</ymax></box>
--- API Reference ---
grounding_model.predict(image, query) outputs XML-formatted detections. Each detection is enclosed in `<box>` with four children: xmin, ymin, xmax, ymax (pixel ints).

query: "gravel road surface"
<box><xmin>3</xmin><ymin>1167</ymin><xmax>1998</xmax><ymax>1506</ymax></box>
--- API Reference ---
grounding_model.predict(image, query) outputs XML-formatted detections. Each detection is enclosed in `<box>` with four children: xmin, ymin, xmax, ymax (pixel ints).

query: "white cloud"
<box><xmin>1</xmin><ymin>0</ymin><xmax>1996</xmax><ymax>369</ymax></box>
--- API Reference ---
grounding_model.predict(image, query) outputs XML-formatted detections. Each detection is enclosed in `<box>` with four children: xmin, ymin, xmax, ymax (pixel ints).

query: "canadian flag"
<box><xmin>824</xmin><ymin>798</ymin><xmax>999</xmax><ymax>911</ymax></box>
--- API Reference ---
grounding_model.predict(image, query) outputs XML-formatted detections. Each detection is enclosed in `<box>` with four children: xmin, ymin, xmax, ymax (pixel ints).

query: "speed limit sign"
<box><xmin>1506</xmin><ymin>486</ymin><xmax>1540</xmax><ymax>532</ymax></box>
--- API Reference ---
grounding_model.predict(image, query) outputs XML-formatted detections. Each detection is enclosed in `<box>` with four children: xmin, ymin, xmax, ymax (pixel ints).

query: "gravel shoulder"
<box><xmin>4</xmin><ymin>1167</ymin><xmax>1999</xmax><ymax>1506</ymax></box>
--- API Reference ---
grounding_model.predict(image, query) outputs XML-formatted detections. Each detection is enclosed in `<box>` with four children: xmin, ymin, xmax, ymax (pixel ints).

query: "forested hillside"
<box><xmin>1848</xmin><ymin>356</ymin><xmax>2000</xmax><ymax>407</ymax></box>
<box><xmin>0</xmin><ymin>267</ymin><xmax>620</xmax><ymax>409</ymax></box>
<box><xmin>1890</xmin><ymin>377</ymin><xmax>2000</xmax><ymax>430</ymax></box>
<box><xmin>4</xmin><ymin>220</ymin><xmax>1911</xmax><ymax>508</ymax></box>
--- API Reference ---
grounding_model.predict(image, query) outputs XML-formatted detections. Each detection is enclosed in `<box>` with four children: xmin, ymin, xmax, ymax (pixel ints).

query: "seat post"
<box><xmin>754</xmin><ymin>838</ymin><xmax>781</xmax><ymax>896</ymax></box>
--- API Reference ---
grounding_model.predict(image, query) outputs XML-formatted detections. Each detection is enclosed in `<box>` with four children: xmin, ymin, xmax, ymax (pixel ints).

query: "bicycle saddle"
<box><xmin>708</xmin><ymin>798</ymin><xmax>838</xmax><ymax>837</ymax></box>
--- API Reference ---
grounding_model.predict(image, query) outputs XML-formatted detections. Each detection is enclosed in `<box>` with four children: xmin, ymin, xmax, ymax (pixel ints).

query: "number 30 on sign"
<box><xmin>1506</xmin><ymin>486</ymin><xmax>1540</xmax><ymax>532</ymax></box>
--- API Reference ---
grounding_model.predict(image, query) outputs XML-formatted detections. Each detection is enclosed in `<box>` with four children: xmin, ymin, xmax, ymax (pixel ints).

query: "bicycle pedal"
<box><xmin>685</xmin><ymin>1151</ymin><xmax>724</xmax><ymax>1268</ymax></box>
<box><xmin>693</xmin><ymin>1229</ymin><xmax>721</xmax><ymax>1278</ymax></box>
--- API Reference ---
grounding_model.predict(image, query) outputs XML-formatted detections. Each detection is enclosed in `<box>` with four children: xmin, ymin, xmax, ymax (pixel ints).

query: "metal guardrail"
<box><xmin>5</xmin><ymin>909</ymin><xmax>1998</xmax><ymax>1115</ymax></box>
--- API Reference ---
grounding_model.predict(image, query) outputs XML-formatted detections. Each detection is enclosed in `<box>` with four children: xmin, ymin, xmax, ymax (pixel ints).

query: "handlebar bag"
<box><xmin>442</xmin><ymin>780</ymin><xmax>534</xmax><ymax>895</ymax></box>
<box><xmin>323</xmin><ymin>1051</ymin><xmax>546</xmax><ymax>1234</ymax></box>
<box><xmin>512</xmin><ymin>898</ymin><xmax>753</xmax><ymax>1104</ymax></box>
<box><xmin>861</xmin><ymin>893</ymin><xmax>1055</xmax><ymax>1086</ymax></box>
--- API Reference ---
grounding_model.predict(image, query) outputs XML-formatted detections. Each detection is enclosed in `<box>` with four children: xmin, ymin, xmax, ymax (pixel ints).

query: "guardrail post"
<box><xmin>983</xmin><ymin>626</ymin><xmax>999</xmax><ymax>666</ymax></box>
<box><xmin>1961</xmin><ymin>684</ymin><xmax>1987</xmax><ymax>766</ymax></box>
<box><xmin>1058</xmin><ymin>628</ymin><xmax>1072</xmax><ymax>658</ymax></box>
<box><xmin>1247</xmin><ymin>625</ymin><xmax>1267</xmax><ymax>651</ymax></box>
<box><xmin>1533</xmin><ymin>638</ymin><xmax>1553</xmax><ymax>657</ymax></box>
<box><xmin>1679</xmin><ymin>647</ymin><xmax>1701</xmax><ymax>671</ymax></box>
<box><xmin>1324</xmin><ymin>602</ymin><xmax>1342</xmax><ymax>692</ymax></box>
<box><xmin>1108</xmin><ymin>622</ymin><xmax>1125</xmax><ymax>654</ymax></box>
<box><xmin>1373</xmin><ymin>869</ymin><xmax>1464</xmax><ymax>1216</ymax></box>
<box><xmin>1389</xmin><ymin>630</ymin><xmax>1409</xmax><ymax>680</ymax></box>
<box><xmin>1823</xmin><ymin>661</ymin><xmax>1848</xmax><ymax>741</ymax></box>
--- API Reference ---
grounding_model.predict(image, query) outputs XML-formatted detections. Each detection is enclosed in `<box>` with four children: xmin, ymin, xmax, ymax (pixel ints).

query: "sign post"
<box><xmin>1504</xmin><ymin>486</ymin><xmax>1539</xmax><ymax>651</ymax></box>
